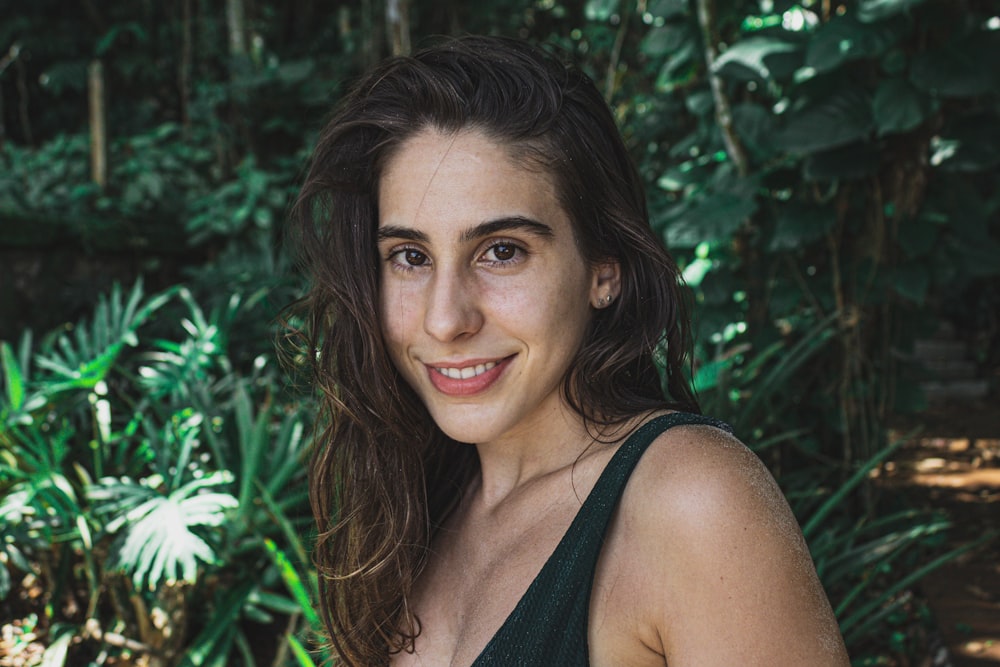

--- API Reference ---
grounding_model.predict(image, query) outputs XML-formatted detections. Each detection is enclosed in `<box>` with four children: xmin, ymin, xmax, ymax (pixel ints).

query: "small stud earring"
<box><xmin>605</xmin><ymin>294</ymin><xmax>614</xmax><ymax>305</ymax></box>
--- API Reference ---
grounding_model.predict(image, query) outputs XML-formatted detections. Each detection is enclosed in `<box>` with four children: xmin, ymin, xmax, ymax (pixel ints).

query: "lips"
<box><xmin>426</xmin><ymin>356</ymin><xmax>513</xmax><ymax>396</ymax></box>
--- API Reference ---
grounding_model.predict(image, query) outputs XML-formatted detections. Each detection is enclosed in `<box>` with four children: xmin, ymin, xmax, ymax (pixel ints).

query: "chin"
<box><xmin>427</xmin><ymin>407</ymin><xmax>506</xmax><ymax>445</ymax></box>
<box><xmin>433</xmin><ymin>420</ymin><xmax>493</xmax><ymax>445</ymax></box>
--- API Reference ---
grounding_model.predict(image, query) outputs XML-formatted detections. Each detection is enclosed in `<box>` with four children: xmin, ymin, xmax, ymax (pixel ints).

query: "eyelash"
<box><xmin>384</xmin><ymin>239</ymin><xmax>527</xmax><ymax>272</ymax></box>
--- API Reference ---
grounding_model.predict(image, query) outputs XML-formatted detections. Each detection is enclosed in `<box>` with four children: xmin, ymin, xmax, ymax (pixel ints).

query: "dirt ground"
<box><xmin>884</xmin><ymin>403</ymin><xmax>1000</xmax><ymax>666</ymax></box>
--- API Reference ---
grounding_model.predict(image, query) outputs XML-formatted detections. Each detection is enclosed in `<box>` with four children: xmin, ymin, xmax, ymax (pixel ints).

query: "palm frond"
<box><xmin>88</xmin><ymin>469</ymin><xmax>237</xmax><ymax>591</ymax></box>
<box><xmin>32</xmin><ymin>280</ymin><xmax>176</xmax><ymax>395</ymax></box>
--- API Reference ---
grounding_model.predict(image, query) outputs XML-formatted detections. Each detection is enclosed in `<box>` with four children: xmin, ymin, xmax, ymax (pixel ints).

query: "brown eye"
<box><xmin>404</xmin><ymin>249</ymin><xmax>428</xmax><ymax>266</ymax></box>
<box><xmin>386</xmin><ymin>246</ymin><xmax>430</xmax><ymax>270</ymax></box>
<box><xmin>483</xmin><ymin>242</ymin><xmax>521</xmax><ymax>264</ymax></box>
<box><xmin>492</xmin><ymin>244</ymin><xmax>516</xmax><ymax>261</ymax></box>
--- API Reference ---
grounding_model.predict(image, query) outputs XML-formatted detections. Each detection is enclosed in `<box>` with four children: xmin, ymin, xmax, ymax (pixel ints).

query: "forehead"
<box><xmin>377</xmin><ymin>128</ymin><xmax>568</xmax><ymax>233</ymax></box>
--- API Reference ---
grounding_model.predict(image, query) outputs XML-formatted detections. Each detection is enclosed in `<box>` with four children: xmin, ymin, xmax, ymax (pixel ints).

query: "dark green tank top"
<box><xmin>470</xmin><ymin>412</ymin><xmax>732</xmax><ymax>666</ymax></box>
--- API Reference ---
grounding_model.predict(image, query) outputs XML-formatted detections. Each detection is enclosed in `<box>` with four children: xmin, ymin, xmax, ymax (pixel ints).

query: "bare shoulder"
<box><xmin>628</xmin><ymin>422</ymin><xmax>792</xmax><ymax>531</ymax></box>
<box><xmin>616</xmin><ymin>420</ymin><xmax>850</xmax><ymax>666</ymax></box>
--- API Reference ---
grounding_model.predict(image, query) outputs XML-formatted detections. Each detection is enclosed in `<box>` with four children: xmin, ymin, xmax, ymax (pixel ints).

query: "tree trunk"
<box><xmin>88</xmin><ymin>60</ymin><xmax>107</xmax><ymax>190</ymax></box>
<box><xmin>226</xmin><ymin>0</ymin><xmax>247</xmax><ymax>56</ymax></box>
<box><xmin>179</xmin><ymin>0</ymin><xmax>192</xmax><ymax>128</ymax></box>
<box><xmin>386</xmin><ymin>0</ymin><xmax>411</xmax><ymax>56</ymax></box>
<box><xmin>361</xmin><ymin>0</ymin><xmax>384</xmax><ymax>69</ymax></box>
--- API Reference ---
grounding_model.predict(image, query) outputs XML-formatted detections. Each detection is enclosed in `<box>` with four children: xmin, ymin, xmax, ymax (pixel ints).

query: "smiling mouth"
<box><xmin>425</xmin><ymin>356</ymin><xmax>513</xmax><ymax>396</ymax></box>
<box><xmin>433</xmin><ymin>361</ymin><xmax>498</xmax><ymax>380</ymax></box>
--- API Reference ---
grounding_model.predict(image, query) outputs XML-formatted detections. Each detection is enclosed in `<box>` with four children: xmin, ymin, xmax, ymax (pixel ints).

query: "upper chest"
<box><xmin>390</xmin><ymin>452</ymin><xmax>667</xmax><ymax>667</ymax></box>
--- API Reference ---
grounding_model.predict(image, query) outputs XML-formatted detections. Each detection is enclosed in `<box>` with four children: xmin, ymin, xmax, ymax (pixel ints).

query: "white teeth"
<box><xmin>437</xmin><ymin>361</ymin><xmax>497</xmax><ymax>379</ymax></box>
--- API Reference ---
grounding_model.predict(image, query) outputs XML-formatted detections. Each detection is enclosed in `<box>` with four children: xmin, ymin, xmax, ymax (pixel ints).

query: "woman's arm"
<box><xmin>629</xmin><ymin>425</ymin><xmax>850</xmax><ymax>666</ymax></box>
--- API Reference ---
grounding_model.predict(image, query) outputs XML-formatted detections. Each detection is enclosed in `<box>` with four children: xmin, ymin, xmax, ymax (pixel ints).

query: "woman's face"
<box><xmin>377</xmin><ymin>128</ymin><xmax>616</xmax><ymax>446</ymax></box>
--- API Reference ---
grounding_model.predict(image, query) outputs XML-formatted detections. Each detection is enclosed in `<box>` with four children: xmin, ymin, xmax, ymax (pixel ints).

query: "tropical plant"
<box><xmin>3</xmin><ymin>1</ymin><xmax>997</xmax><ymax>663</ymax></box>
<box><xmin>0</xmin><ymin>280</ymin><xmax>325</xmax><ymax>666</ymax></box>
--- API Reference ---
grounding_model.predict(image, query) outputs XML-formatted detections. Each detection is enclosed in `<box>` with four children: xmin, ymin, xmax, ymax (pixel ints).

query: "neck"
<box><xmin>473</xmin><ymin>406</ymin><xmax>592</xmax><ymax>506</ymax></box>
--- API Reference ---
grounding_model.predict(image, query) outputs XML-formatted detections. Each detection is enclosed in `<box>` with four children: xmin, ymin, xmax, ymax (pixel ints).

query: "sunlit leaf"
<box><xmin>38</xmin><ymin>627</ymin><xmax>73</xmax><ymax>667</ymax></box>
<box><xmin>713</xmin><ymin>37</ymin><xmax>802</xmax><ymax>81</ymax></box>
<box><xmin>654</xmin><ymin>41</ymin><xmax>698</xmax><ymax>93</ymax></box>
<box><xmin>930</xmin><ymin>115</ymin><xmax>1000</xmax><ymax>172</ymax></box>
<box><xmin>265</xmin><ymin>539</ymin><xmax>321</xmax><ymax>629</ymax></box>
<box><xmin>287</xmin><ymin>634</ymin><xmax>318</xmax><ymax>667</ymax></box>
<box><xmin>693</xmin><ymin>357</ymin><xmax>736</xmax><ymax>393</ymax></box>
<box><xmin>1</xmin><ymin>341</ymin><xmax>25</xmax><ymax>411</ymax></box>
<box><xmin>584</xmin><ymin>0</ymin><xmax>618</xmax><ymax>22</ymax></box>
<box><xmin>856</xmin><ymin>0</ymin><xmax>927</xmax><ymax>23</ymax></box>
<box><xmin>89</xmin><ymin>472</ymin><xmax>237</xmax><ymax>591</ymax></box>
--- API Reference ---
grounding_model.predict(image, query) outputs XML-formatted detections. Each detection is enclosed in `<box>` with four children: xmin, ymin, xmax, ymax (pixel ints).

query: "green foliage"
<box><xmin>3</xmin><ymin>0</ymin><xmax>997</xmax><ymax>664</ymax></box>
<box><xmin>0</xmin><ymin>280</ymin><xmax>325</xmax><ymax>666</ymax></box>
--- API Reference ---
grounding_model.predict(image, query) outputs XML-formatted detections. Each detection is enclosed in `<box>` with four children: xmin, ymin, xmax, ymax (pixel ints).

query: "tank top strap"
<box><xmin>471</xmin><ymin>412</ymin><xmax>733</xmax><ymax>666</ymax></box>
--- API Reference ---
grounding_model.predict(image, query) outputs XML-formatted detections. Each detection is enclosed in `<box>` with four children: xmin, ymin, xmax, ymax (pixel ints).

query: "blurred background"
<box><xmin>0</xmin><ymin>1</ymin><xmax>998</xmax><ymax>665</ymax></box>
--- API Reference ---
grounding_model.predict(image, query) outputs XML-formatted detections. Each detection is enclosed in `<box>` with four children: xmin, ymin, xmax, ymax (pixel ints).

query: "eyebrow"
<box><xmin>377</xmin><ymin>216</ymin><xmax>555</xmax><ymax>244</ymax></box>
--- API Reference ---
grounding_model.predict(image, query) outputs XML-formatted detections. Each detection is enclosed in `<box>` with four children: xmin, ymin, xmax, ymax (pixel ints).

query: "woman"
<box><xmin>288</xmin><ymin>36</ymin><xmax>849</xmax><ymax>666</ymax></box>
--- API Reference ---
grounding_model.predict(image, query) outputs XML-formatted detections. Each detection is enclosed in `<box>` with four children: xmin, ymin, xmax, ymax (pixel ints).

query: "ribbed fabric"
<box><xmin>470</xmin><ymin>412</ymin><xmax>733</xmax><ymax>666</ymax></box>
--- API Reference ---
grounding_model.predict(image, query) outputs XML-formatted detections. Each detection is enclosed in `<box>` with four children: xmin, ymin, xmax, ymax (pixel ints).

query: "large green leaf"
<box><xmin>89</xmin><ymin>470</ymin><xmax>238</xmax><ymax>590</ymax></box>
<box><xmin>805</xmin><ymin>15</ymin><xmax>907</xmax><ymax>74</ymax></box>
<box><xmin>774</xmin><ymin>89</ymin><xmax>873</xmax><ymax>154</ymax></box>
<box><xmin>731</xmin><ymin>103</ymin><xmax>779</xmax><ymax>162</ymax></box>
<box><xmin>661</xmin><ymin>168</ymin><xmax>759</xmax><ymax>248</ymax></box>
<box><xmin>768</xmin><ymin>203</ymin><xmax>836</xmax><ymax>251</ymax></box>
<box><xmin>873</xmin><ymin>78</ymin><xmax>932</xmax><ymax>135</ymax></box>
<box><xmin>713</xmin><ymin>37</ymin><xmax>802</xmax><ymax>81</ymax></box>
<box><xmin>640</xmin><ymin>24</ymin><xmax>691</xmax><ymax>58</ymax></box>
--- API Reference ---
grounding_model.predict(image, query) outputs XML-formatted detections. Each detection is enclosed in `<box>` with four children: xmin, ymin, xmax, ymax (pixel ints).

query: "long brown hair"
<box><xmin>284</xmin><ymin>35</ymin><xmax>699</xmax><ymax>666</ymax></box>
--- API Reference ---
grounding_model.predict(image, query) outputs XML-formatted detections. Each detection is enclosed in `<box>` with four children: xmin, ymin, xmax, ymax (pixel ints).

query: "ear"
<box><xmin>589</xmin><ymin>260</ymin><xmax>621</xmax><ymax>309</ymax></box>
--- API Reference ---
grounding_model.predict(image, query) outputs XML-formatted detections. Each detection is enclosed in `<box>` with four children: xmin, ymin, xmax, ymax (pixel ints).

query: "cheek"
<box><xmin>487</xmin><ymin>269</ymin><xmax>592</xmax><ymax>336</ymax></box>
<box><xmin>378</xmin><ymin>282</ymin><xmax>415</xmax><ymax>354</ymax></box>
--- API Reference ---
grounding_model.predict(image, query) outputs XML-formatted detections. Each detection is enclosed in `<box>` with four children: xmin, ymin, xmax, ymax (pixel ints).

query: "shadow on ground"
<box><xmin>882</xmin><ymin>403</ymin><xmax>1000</xmax><ymax>666</ymax></box>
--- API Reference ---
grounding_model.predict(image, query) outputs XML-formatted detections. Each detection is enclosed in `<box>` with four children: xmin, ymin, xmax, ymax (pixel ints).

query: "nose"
<box><xmin>423</xmin><ymin>268</ymin><xmax>483</xmax><ymax>342</ymax></box>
